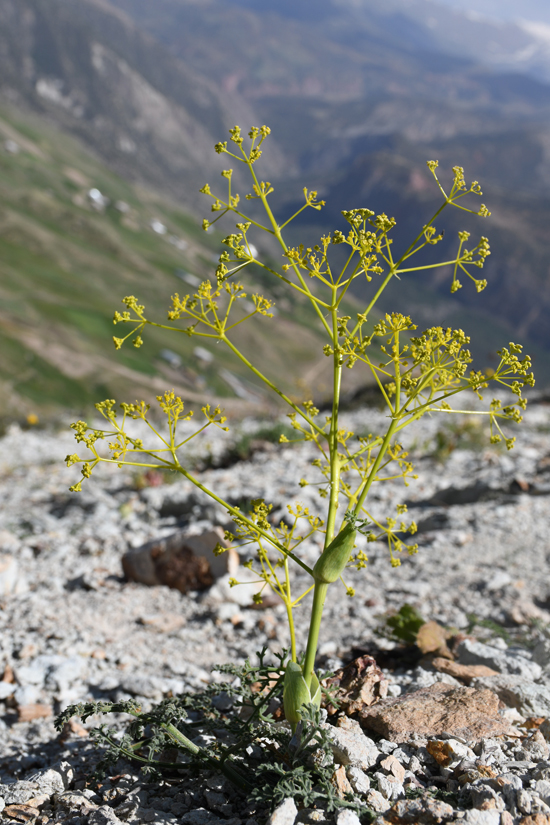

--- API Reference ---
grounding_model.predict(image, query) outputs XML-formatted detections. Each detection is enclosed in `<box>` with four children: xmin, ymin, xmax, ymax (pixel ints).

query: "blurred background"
<box><xmin>1</xmin><ymin>0</ymin><xmax>550</xmax><ymax>423</ymax></box>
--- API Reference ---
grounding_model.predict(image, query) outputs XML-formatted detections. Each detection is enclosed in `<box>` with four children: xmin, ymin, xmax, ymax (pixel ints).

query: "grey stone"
<box><xmin>323</xmin><ymin>722</ymin><xmax>380</xmax><ymax>770</ymax></box>
<box><xmin>456</xmin><ymin>639</ymin><xmax>542</xmax><ymax>680</ymax></box>
<box><xmin>471</xmin><ymin>674</ymin><xmax>550</xmax><ymax>717</ymax></box>
<box><xmin>267</xmin><ymin>798</ymin><xmax>298</xmax><ymax>825</ymax></box>
<box><xmin>89</xmin><ymin>806</ymin><xmax>124</xmax><ymax>825</ymax></box>
<box><xmin>533</xmin><ymin>638</ymin><xmax>550</xmax><ymax>667</ymax></box>
<box><xmin>0</xmin><ymin>796</ymin><xmax>4</xmax><ymax>814</ymax></box>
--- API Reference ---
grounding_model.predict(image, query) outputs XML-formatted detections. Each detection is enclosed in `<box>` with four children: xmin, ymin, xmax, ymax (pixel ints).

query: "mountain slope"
<box><xmin>0</xmin><ymin>103</ymin><xmax>350</xmax><ymax>419</ymax></box>
<box><xmin>0</xmin><ymin>0</ymin><xmax>284</xmax><ymax>207</ymax></box>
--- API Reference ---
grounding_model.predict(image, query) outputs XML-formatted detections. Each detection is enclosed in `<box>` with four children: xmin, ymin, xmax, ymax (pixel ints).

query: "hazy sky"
<box><xmin>434</xmin><ymin>0</ymin><xmax>550</xmax><ymax>25</ymax></box>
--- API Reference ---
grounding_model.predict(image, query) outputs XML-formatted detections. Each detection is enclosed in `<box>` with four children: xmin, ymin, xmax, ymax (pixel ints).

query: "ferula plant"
<box><xmin>66</xmin><ymin>125</ymin><xmax>533</xmax><ymax>730</ymax></box>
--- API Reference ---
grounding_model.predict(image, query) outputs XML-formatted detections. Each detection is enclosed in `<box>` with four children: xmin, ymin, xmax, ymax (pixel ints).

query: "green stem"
<box><xmin>302</xmin><ymin>582</ymin><xmax>328</xmax><ymax>690</ymax></box>
<box><xmin>303</xmin><ymin>296</ymin><xmax>341</xmax><ymax>689</ymax></box>
<box><xmin>284</xmin><ymin>558</ymin><xmax>297</xmax><ymax>661</ymax></box>
<box><xmin>353</xmin><ymin>417</ymin><xmax>398</xmax><ymax>515</ymax></box>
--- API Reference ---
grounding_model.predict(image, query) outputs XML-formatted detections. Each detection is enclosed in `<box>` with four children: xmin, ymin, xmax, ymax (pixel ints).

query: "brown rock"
<box><xmin>122</xmin><ymin>528</ymin><xmax>238</xmax><ymax>594</ymax></box>
<box><xmin>17</xmin><ymin>704</ymin><xmax>52</xmax><ymax>722</ymax></box>
<box><xmin>500</xmin><ymin>813</ymin><xmax>514</xmax><ymax>825</ymax></box>
<box><xmin>519</xmin><ymin>817</ymin><xmax>550</xmax><ymax>825</ymax></box>
<box><xmin>323</xmin><ymin>655</ymin><xmax>387</xmax><ymax>716</ymax></box>
<box><xmin>3</xmin><ymin>804</ymin><xmax>40</xmax><ymax>822</ymax></box>
<box><xmin>380</xmin><ymin>754</ymin><xmax>406</xmax><ymax>783</ymax></box>
<box><xmin>417</xmin><ymin>622</ymin><xmax>452</xmax><ymax>658</ymax></box>
<box><xmin>332</xmin><ymin>764</ymin><xmax>353</xmax><ymax>798</ymax></box>
<box><xmin>2</xmin><ymin>663</ymin><xmax>15</xmax><ymax>682</ymax></box>
<box><xmin>358</xmin><ymin>683</ymin><xmax>515</xmax><ymax>743</ymax></box>
<box><xmin>383</xmin><ymin>796</ymin><xmax>455</xmax><ymax>823</ymax></box>
<box><xmin>431</xmin><ymin>657</ymin><xmax>499</xmax><ymax>685</ymax></box>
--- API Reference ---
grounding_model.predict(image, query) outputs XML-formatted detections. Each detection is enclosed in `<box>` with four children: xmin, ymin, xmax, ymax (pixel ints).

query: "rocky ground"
<box><xmin>1</xmin><ymin>394</ymin><xmax>550</xmax><ymax>825</ymax></box>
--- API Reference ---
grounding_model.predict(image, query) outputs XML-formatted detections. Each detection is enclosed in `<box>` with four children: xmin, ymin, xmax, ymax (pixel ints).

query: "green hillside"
<box><xmin>0</xmin><ymin>104</ymin><xmax>379</xmax><ymax>421</ymax></box>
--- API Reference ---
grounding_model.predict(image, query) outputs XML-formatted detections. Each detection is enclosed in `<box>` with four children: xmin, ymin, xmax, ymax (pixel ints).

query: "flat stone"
<box><xmin>122</xmin><ymin>527</ymin><xmax>237</xmax><ymax>593</ymax></box>
<box><xmin>382</xmin><ymin>796</ymin><xmax>454</xmax><ymax>823</ymax></box>
<box><xmin>456</xmin><ymin>639</ymin><xmax>542</xmax><ymax>681</ymax></box>
<box><xmin>472</xmin><ymin>675</ymin><xmax>550</xmax><ymax>717</ymax></box>
<box><xmin>3</xmin><ymin>803</ymin><xmax>40</xmax><ymax>822</ymax></box>
<box><xmin>358</xmin><ymin>683</ymin><xmax>515</xmax><ymax>743</ymax></box>
<box><xmin>431</xmin><ymin>657</ymin><xmax>499</xmax><ymax>685</ymax></box>
<box><xmin>267</xmin><ymin>798</ymin><xmax>298</xmax><ymax>825</ymax></box>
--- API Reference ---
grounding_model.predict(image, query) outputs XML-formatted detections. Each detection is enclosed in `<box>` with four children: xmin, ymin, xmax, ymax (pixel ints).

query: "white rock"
<box><xmin>335</xmin><ymin>811</ymin><xmax>361</xmax><ymax>825</ymax></box>
<box><xmin>14</xmin><ymin>684</ymin><xmax>41</xmax><ymax>706</ymax></box>
<box><xmin>346</xmin><ymin>765</ymin><xmax>370</xmax><ymax>793</ymax></box>
<box><xmin>0</xmin><ymin>681</ymin><xmax>14</xmax><ymax>700</ymax></box>
<box><xmin>268</xmin><ymin>798</ymin><xmax>298</xmax><ymax>825</ymax></box>
<box><xmin>323</xmin><ymin>723</ymin><xmax>380</xmax><ymax>770</ymax></box>
<box><xmin>365</xmin><ymin>789</ymin><xmax>391</xmax><ymax>813</ymax></box>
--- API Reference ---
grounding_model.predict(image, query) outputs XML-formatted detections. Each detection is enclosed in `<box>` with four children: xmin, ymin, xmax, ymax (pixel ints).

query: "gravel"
<box><xmin>1</xmin><ymin>395</ymin><xmax>550</xmax><ymax>823</ymax></box>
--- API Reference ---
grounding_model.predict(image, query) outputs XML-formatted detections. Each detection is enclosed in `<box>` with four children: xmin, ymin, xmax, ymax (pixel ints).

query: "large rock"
<box><xmin>456</xmin><ymin>639</ymin><xmax>542</xmax><ymax>681</ymax></box>
<box><xmin>358</xmin><ymin>683</ymin><xmax>515</xmax><ymax>743</ymax></box>
<box><xmin>471</xmin><ymin>674</ymin><xmax>550</xmax><ymax>717</ymax></box>
<box><xmin>122</xmin><ymin>528</ymin><xmax>238</xmax><ymax>594</ymax></box>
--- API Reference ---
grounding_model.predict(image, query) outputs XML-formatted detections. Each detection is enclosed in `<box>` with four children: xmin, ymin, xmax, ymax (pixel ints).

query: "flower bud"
<box><xmin>312</xmin><ymin>522</ymin><xmax>356</xmax><ymax>584</ymax></box>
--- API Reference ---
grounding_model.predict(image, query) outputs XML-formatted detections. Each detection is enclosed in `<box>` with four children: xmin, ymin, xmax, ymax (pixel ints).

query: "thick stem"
<box><xmin>302</xmin><ymin>582</ymin><xmax>328</xmax><ymax>689</ymax></box>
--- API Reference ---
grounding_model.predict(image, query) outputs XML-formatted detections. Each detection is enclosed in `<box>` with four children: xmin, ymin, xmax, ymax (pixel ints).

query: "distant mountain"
<box><xmin>0</xmin><ymin>0</ymin><xmax>284</xmax><ymax>206</ymax></box>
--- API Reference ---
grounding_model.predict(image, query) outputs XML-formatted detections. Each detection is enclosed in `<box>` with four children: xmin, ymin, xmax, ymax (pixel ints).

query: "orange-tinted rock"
<box><xmin>358</xmin><ymin>683</ymin><xmax>515</xmax><ymax>743</ymax></box>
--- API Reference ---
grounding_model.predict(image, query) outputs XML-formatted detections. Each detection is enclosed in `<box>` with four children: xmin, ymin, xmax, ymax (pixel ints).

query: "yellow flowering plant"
<box><xmin>66</xmin><ymin>125</ymin><xmax>533</xmax><ymax>730</ymax></box>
